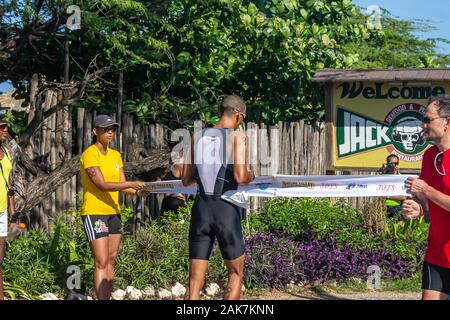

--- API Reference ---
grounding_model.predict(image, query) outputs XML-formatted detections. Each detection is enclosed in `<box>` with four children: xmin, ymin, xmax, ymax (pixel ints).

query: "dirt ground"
<box><xmin>242</xmin><ymin>288</ymin><xmax>421</xmax><ymax>300</ymax></box>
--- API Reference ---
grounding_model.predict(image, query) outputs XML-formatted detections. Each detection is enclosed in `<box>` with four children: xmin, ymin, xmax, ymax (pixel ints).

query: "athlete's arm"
<box><xmin>233</xmin><ymin>132</ymin><xmax>254</xmax><ymax>184</ymax></box>
<box><xmin>118</xmin><ymin>168</ymin><xmax>149</xmax><ymax>196</ymax></box>
<box><xmin>406</xmin><ymin>176</ymin><xmax>445</xmax><ymax>213</ymax></box>
<box><xmin>181</xmin><ymin>136</ymin><xmax>196</xmax><ymax>186</ymax></box>
<box><xmin>85</xmin><ymin>166</ymin><xmax>144</xmax><ymax>192</ymax></box>
<box><xmin>7</xmin><ymin>174</ymin><xmax>15</xmax><ymax>221</ymax></box>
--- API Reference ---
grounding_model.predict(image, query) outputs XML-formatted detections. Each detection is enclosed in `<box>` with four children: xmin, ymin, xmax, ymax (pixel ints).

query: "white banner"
<box><xmin>142</xmin><ymin>174</ymin><xmax>415</xmax><ymax>198</ymax></box>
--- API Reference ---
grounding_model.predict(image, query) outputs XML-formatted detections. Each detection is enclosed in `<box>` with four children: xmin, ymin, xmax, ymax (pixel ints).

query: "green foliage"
<box><xmin>159</xmin><ymin>200</ymin><xmax>192</xmax><ymax>225</ymax></box>
<box><xmin>382</xmin><ymin>217</ymin><xmax>428</xmax><ymax>262</ymax></box>
<box><xmin>3</xmin><ymin>281</ymin><xmax>38</xmax><ymax>300</ymax></box>
<box><xmin>2</xmin><ymin>1</ymin><xmax>449</xmax><ymax>129</ymax></box>
<box><xmin>4</xmin><ymin>201</ymin><xmax>227</xmax><ymax>296</ymax></box>
<box><xmin>251</xmin><ymin>197</ymin><xmax>428</xmax><ymax>263</ymax></box>
<box><xmin>4</xmin><ymin>110</ymin><xmax>27</xmax><ymax>136</ymax></box>
<box><xmin>350</xmin><ymin>7</ymin><xmax>450</xmax><ymax>68</ymax></box>
<box><xmin>119</xmin><ymin>205</ymin><xmax>134</xmax><ymax>228</ymax></box>
<box><xmin>253</xmin><ymin>197</ymin><xmax>362</xmax><ymax>238</ymax></box>
<box><xmin>3</xmin><ymin>229</ymin><xmax>64</xmax><ymax>296</ymax></box>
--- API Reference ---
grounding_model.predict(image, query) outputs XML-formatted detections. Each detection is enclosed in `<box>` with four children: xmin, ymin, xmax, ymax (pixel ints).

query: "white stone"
<box><xmin>205</xmin><ymin>283</ymin><xmax>221</xmax><ymax>297</ymax></box>
<box><xmin>126</xmin><ymin>286</ymin><xmax>143</xmax><ymax>300</ymax></box>
<box><xmin>287</xmin><ymin>280</ymin><xmax>295</xmax><ymax>289</ymax></box>
<box><xmin>157</xmin><ymin>288</ymin><xmax>172</xmax><ymax>300</ymax></box>
<box><xmin>171</xmin><ymin>282</ymin><xmax>186</xmax><ymax>298</ymax></box>
<box><xmin>39</xmin><ymin>293</ymin><xmax>59</xmax><ymax>300</ymax></box>
<box><xmin>142</xmin><ymin>286</ymin><xmax>155</xmax><ymax>297</ymax></box>
<box><xmin>111</xmin><ymin>289</ymin><xmax>127</xmax><ymax>300</ymax></box>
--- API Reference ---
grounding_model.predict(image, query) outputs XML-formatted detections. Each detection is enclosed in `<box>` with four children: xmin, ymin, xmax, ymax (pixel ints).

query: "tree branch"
<box><xmin>15</xmin><ymin>150</ymin><xmax>170</xmax><ymax>213</ymax></box>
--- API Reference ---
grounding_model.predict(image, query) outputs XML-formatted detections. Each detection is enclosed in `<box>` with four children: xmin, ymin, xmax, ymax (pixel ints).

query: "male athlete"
<box><xmin>181</xmin><ymin>95</ymin><xmax>254</xmax><ymax>300</ymax></box>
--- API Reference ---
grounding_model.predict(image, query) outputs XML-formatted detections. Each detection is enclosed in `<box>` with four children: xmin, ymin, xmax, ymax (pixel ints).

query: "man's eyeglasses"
<box><xmin>422</xmin><ymin>116</ymin><xmax>447</xmax><ymax>124</ymax></box>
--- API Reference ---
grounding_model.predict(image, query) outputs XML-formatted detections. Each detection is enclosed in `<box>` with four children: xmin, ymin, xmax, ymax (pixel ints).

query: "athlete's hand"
<box><xmin>405</xmin><ymin>177</ymin><xmax>430</xmax><ymax>196</ymax></box>
<box><xmin>401</xmin><ymin>199</ymin><xmax>422</xmax><ymax>219</ymax></box>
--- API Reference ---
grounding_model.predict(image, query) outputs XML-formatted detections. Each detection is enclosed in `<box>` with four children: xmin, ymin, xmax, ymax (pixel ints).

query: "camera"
<box><xmin>386</xmin><ymin>162</ymin><xmax>396</xmax><ymax>170</ymax></box>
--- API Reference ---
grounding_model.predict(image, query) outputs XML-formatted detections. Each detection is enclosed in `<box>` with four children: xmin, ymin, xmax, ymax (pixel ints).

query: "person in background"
<box><xmin>380</xmin><ymin>154</ymin><xmax>406</xmax><ymax>220</ymax></box>
<box><xmin>0</xmin><ymin>115</ymin><xmax>16</xmax><ymax>300</ymax></box>
<box><xmin>160</xmin><ymin>150</ymin><xmax>188</xmax><ymax>218</ymax></box>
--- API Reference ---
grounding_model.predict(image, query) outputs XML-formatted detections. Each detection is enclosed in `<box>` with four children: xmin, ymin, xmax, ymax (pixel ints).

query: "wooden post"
<box><xmin>117</xmin><ymin>70</ymin><xmax>123</xmax><ymax>153</ymax></box>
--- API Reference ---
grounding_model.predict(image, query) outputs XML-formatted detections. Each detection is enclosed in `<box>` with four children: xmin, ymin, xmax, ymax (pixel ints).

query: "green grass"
<box><xmin>319</xmin><ymin>273</ymin><xmax>421</xmax><ymax>294</ymax></box>
<box><xmin>381</xmin><ymin>273</ymin><xmax>421</xmax><ymax>292</ymax></box>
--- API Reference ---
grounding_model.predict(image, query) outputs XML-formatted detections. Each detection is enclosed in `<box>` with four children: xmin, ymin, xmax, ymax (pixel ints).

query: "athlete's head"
<box><xmin>219</xmin><ymin>95</ymin><xmax>246</xmax><ymax>129</ymax></box>
<box><xmin>92</xmin><ymin>114</ymin><xmax>119</xmax><ymax>145</ymax></box>
<box><xmin>422</xmin><ymin>95</ymin><xmax>450</xmax><ymax>143</ymax></box>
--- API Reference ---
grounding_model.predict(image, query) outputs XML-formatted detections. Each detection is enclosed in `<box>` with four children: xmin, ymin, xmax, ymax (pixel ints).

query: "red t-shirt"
<box><xmin>420</xmin><ymin>145</ymin><xmax>450</xmax><ymax>268</ymax></box>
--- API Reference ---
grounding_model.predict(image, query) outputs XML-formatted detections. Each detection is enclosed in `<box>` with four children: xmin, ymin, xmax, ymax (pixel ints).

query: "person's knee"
<box><xmin>108</xmin><ymin>252</ymin><xmax>118</xmax><ymax>265</ymax></box>
<box><xmin>189</xmin><ymin>273</ymin><xmax>205</xmax><ymax>286</ymax></box>
<box><xmin>227</xmin><ymin>264</ymin><xmax>243</xmax><ymax>278</ymax></box>
<box><xmin>94</xmin><ymin>256</ymin><xmax>109</xmax><ymax>270</ymax></box>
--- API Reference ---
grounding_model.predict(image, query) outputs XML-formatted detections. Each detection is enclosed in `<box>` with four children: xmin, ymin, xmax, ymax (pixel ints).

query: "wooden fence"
<box><xmin>25</xmin><ymin>106</ymin><xmax>376</xmax><ymax>229</ymax></box>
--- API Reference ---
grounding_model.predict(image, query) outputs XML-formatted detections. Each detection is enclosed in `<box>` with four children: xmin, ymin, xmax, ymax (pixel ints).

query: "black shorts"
<box><xmin>422</xmin><ymin>261</ymin><xmax>450</xmax><ymax>294</ymax></box>
<box><xmin>81</xmin><ymin>214</ymin><xmax>122</xmax><ymax>242</ymax></box>
<box><xmin>189</xmin><ymin>195</ymin><xmax>244</xmax><ymax>261</ymax></box>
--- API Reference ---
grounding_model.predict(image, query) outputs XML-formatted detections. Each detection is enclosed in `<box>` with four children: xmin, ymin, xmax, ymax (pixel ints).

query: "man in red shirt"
<box><xmin>403</xmin><ymin>95</ymin><xmax>450</xmax><ymax>300</ymax></box>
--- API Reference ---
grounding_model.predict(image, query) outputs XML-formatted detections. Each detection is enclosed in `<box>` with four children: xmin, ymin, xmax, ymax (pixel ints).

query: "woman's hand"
<box><xmin>128</xmin><ymin>181</ymin><xmax>146</xmax><ymax>190</ymax></box>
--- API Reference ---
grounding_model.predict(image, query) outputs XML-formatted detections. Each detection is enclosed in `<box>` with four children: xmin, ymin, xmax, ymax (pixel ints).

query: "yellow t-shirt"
<box><xmin>0</xmin><ymin>148</ymin><xmax>12</xmax><ymax>212</ymax></box>
<box><xmin>80</xmin><ymin>144</ymin><xmax>123</xmax><ymax>216</ymax></box>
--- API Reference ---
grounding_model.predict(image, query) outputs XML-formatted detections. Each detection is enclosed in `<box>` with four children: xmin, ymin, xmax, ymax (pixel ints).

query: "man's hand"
<box><xmin>401</xmin><ymin>199</ymin><xmax>422</xmax><ymax>219</ymax></box>
<box><xmin>405</xmin><ymin>176</ymin><xmax>430</xmax><ymax>197</ymax></box>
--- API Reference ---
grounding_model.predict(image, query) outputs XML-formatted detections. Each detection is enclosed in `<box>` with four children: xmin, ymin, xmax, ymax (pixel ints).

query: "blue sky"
<box><xmin>353</xmin><ymin>0</ymin><xmax>450</xmax><ymax>54</ymax></box>
<box><xmin>1</xmin><ymin>0</ymin><xmax>449</xmax><ymax>93</ymax></box>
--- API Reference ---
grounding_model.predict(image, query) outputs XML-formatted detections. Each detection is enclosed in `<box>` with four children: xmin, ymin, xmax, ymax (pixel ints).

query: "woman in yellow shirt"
<box><xmin>80</xmin><ymin>114</ymin><xmax>148</xmax><ymax>300</ymax></box>
<box><xmin>0</xmin><ymin>117</ymin><xmax>16</xmax><ymax>300</ymax></box>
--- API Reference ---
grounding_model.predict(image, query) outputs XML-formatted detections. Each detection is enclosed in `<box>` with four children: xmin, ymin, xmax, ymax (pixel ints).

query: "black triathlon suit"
<box><xmin>189</xmin><ymin>128</ymin><xmax>245</xmax><ymax>261</ymax></box>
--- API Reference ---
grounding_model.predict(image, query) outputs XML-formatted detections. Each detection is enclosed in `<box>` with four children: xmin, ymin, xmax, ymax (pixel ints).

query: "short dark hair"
<box><xmin>428</xmin><ymin>95</ymin><xmax>450</xmax><ymax>117</ymax></box>
<box><xmin>220</xmin><ymin>95</ymin><xmax>246</xmax><ymax>117</ymax></box>
<box><xmin>386</xmin><ymin>154</ymin><xmax>399</xmax><ymax>163</ymax></box>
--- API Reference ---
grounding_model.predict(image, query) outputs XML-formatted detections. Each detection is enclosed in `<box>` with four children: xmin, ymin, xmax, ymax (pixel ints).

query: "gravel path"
<box><xmin>244</xmin><ymin>288</ymin><xmax>421</xmax><ymax>300</ymax></box>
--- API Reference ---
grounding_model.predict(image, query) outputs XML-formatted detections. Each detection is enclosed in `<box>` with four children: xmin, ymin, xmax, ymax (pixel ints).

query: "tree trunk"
<box><xmin>10</xmin><ymin>142</ymin><xmax>170</xmax><ymax>215</ymax></box>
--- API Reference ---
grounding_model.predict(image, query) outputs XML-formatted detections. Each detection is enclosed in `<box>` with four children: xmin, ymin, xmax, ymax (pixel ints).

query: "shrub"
<box><xmin>244</xmin><ymin>232</ymin><xmax>298</xmax><ymax>289</ymax></box>
<box><xmin>250</xmin><ymin>198</ymin><xmax>427</xmax><ymax>266</ymax></box>
<box><xmin>255</xmin><ymin>198</ymin><xmax>362</xmax><ymax>239</ymax></box>
<box><xmin>243</xmin><ymin>231</ymin><xmax>415</xmax><ymax>289</ymax></box>
<box><xmin>3</xmin><ymin>229</ymin><xmax>62</xmax><ymax>295</ymax></box>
